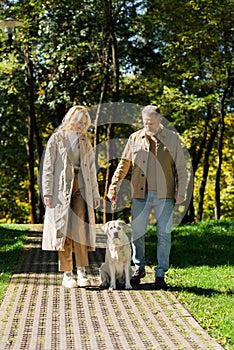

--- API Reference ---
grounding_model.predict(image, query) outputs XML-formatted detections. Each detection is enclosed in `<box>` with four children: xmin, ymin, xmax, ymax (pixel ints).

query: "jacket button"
<box><xmin>141</xmin><ymin>187</ymin><xmax>143</xmax><ymax>190</ymax></box>
<box><xmin>141</xmin><ymin>173</ymin><xmax>144</xmax><ymax>176</ymax></box>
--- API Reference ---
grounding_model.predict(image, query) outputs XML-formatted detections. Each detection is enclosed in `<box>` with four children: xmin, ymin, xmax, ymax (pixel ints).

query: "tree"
<box><xmin>139</xmin><ymin>0</ymin><xmax>234</xmax><ymax>220</ymax></box>
<box><xmin>0</xmin><ymin>0</ymin><xmax>233</xmax><ymax>223</ymax></box>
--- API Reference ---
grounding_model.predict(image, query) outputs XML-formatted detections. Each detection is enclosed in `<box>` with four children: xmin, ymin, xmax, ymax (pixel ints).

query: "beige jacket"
<box><xmin>42</xmin><ymin>130</ymin><xmax>100</xmax><ymax>251</ymax></box>
<box><xmin>109</xmin><ymin>126</ymin><xmax>187</xmax><ymax>199</ymax></box>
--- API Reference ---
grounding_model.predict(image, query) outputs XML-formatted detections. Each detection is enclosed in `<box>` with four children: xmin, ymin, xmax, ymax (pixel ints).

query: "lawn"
<box><xmin>0</xmin><ymin>224</ymin><xmax>28</xmax><ymax>302</ymax></box>
<box><xmin>0</xmin><ymin>220</ymin><xmax>233</xmax><ymax>349</ymax></box>
<box><xmin>146</xmin><ymin>220</ymin><xmax>234</xmax><ymax>349</ymax></box>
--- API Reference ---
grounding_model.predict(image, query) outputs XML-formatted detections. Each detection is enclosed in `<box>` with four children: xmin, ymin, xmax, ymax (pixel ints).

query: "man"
<box><xmin>107</xmin><ymin>105</ymin><xmax>187</xmax><ymax>290</ymax></box>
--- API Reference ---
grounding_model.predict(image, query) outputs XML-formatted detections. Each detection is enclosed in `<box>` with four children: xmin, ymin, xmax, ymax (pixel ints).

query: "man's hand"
<box><xmin>44</xmin><ymin>195</ymin><xmax>52</xmax><ymax>208</ymax></box>
<box><xmin>107</xmin><ymin>193</ymin><xmax>117</xmax><ymax>203</ymax></box>
<box><xmin>175</xmin><ymin>194</ymin><xmax>185</xmax><ymax>205</ymax></box>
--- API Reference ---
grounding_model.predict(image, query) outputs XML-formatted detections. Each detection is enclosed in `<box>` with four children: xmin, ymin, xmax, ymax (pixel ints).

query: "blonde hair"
<box><xmin>58</xmin><ymin>105</ymin><xmax>91</xmax><ymax>132</ymax></box>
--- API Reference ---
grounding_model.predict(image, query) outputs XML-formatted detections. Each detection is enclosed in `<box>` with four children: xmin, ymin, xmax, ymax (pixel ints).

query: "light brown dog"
<box><xmin>99</xmin><ymin>220</ymin><xmax>133</xmax><ymax>290</ymax></box>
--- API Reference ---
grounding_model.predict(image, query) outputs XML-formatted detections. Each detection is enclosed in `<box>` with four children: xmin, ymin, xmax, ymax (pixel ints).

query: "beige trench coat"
<box><xmin>42</xmin><ymin>130</ymin><xmax>100</xmax><ymax>251</ymax></box>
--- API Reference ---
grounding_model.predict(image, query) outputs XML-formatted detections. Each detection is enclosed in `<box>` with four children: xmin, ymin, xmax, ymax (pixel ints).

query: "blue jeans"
<box><xmin>131</xmin><ymin>192</ymin><xmax>174</xmax><ymax>277</ymax></box>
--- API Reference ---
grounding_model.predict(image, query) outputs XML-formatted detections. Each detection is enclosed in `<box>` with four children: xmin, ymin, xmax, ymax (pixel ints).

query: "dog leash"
<box><xmin>111</xmin><ymin>202</ymin><xmax>116</xmax><ymax>221</ymax></box>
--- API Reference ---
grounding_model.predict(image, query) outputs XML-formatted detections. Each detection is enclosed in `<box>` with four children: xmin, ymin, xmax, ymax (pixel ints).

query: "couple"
<box><xmin>42</xmin><ymin>105</ymin><xmax>187</xmax><ymax>290</ymax></box>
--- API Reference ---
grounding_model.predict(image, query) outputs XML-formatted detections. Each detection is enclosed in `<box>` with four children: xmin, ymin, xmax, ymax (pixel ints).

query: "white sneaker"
<box><xmin>77</xmin><ymin>267</ymin><xmax>91</xmax><ymax>287</ymax></box>
<box><xmin>62</xmin><ymin>272</ymin><xmax>77</xmax><ymax>288</ymax></box>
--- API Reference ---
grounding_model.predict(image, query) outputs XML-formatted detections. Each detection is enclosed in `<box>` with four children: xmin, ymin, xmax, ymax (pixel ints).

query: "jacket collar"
<box><xmin>140</xmin><ymin>124</ymin><xmax>166</xmax><ymax>139</ymax></box>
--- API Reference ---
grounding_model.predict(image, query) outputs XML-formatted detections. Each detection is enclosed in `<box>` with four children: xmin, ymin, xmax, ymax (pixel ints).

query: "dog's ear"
<box><xmin>119</xmin><ymin>221</ymin><xmax>128</xmax><ymax>231</ymax></box>
<box><xmin>123</xmin><ymin>223</ymin><xmax>128</xmax><ymax>231</ymax></box>
<box><xmin>101</xmin><ymin>222</ymin><xmax>109</xmax><ymax>234</ymax></box>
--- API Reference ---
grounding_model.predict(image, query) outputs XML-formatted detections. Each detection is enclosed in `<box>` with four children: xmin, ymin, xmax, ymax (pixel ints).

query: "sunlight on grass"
<box><xmin>168</xmin><ymin>265</ymin><xmax>233</xmax><ymax>348</ymax></box>
<box><xmin>0</xmin><ymin>224</ymin><xmax>29</xmax><ymax>303</ymax></box>
<box><xmin>146</xmin><ymin>220</ymin><xmax>234</xmax><ymax>349</ymax></box>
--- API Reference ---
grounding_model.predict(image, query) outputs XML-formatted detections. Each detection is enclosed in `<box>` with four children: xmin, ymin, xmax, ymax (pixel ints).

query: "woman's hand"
<box><xmin>44</xmin><ymin>195</ymin><xmax>52</xmax><ymax>208</ymax></box>
<box><xmin>94</xmin><ymin>198</ymin><xmax>100</xmax><ymax>209</ymax></box>
<box><xmin>175</xmin><ymin>194</ymin><xmax>185</xmax><ymax>205</ymax></box>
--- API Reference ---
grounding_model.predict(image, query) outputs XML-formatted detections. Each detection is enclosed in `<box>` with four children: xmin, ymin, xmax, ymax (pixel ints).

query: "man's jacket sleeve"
<box><xmin>108</xmin><ymin>137</ymin><xmax>132</xmax><ymax>196</ymax></box>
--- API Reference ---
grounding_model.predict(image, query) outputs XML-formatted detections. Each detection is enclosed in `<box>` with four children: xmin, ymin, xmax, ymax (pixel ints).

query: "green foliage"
<box><xmin>0</xmin><ymin>98</ymin><xmax>30</xmax><ymax>222</ymax></box>
<box><xmin>0</xmin><ymin>0</ymin><xmax>233</xmax><ymax>222</ymax></box>
<box><xmin>145</xmin><ymin>220</ymin><xmax>234</xmax><ymax>349</ymax></box>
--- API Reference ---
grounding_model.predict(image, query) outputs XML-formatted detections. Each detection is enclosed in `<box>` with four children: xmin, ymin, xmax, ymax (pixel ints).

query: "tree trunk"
<box><xmin>215</xmin><ymin>110</ymin><xmax>225</xmax><ymax>219</ymax></box>
<box><xmin>95</xmin><ymin>0</ymin><xmax>120</xmax><ymax>223</ymax></box>
<box><xmin>94</xmin><ymin>55</ymin><xmax>110</xmax><ymax>149</ymax></box>
<box><xmin>183</xmin><ymin>130</ymin><xmax>207</xmax><ymax>223</ymax></box>
<box><xmin>103</xmin><ymin>0</ymin><xmax>120</xmax><ymax>223</ymax></box>
<box><xmin>24</xmin><ymin>48</ymin><xmax>37</xmax><ymax>223</ymax></box>
<box><xmin>215</xmin><ymin>68</ymin><xmax>230</xmax><ymax>219</ymax></box>
<box><xmin>197</xmin><ymin>125</ymin><xmax>218</xmax><ymax>221</ymax></box>
<box><xmin>33</xmin><ymin>105</ymin><xmax>44</xmax><ymax>223</ymax></box>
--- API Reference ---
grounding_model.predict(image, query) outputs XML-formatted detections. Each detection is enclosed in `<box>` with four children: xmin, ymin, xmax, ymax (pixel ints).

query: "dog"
<box><xmin>99</xmin><ymin>220</ymin><xmax>133</xmax><ymax>290</ymax></box>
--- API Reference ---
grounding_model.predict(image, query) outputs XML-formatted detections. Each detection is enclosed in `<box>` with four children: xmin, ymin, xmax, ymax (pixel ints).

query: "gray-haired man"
<box><xmin>108</xmin><ymin>105</ymin><xmax>187</xmax><ymax>290</ymax></box>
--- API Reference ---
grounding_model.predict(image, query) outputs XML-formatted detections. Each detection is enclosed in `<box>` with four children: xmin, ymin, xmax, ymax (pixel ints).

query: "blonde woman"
<box><xmin>42</xmin><ymin>106</ymin><xmax>100</xmax><ymax>288</ymax></box>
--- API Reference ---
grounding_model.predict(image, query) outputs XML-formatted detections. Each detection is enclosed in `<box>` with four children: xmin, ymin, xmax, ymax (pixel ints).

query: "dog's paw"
<box><xmin>109</xmin><ymin>285</ymin><xmax>116</xmax><ymax>291</ymax></box>
<box><xmin>125</xmin><ymin>283</ymin><xmax>133</xmax><ymax>290</ymax></box>
<box><xmin>99</xmin><ymin>282</ymin><xmax>109</xmax><ymax>289</ymax></box>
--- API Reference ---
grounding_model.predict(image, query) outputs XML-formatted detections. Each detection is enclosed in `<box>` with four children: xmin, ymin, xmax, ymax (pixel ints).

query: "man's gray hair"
<box><xmin>142</xmin><ymin>105</ymin><xmax>162</xmax><ymax>118</ymax></box>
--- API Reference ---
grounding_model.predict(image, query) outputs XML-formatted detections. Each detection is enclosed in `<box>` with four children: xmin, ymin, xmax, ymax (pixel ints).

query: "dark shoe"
<box><xmin>155</xmin><ymin>277</ymin><xmax>168</xmax><ymax>290</ymax></box>
<box><xmin>130</xmin><ymin>269</ymin><xmax>146</xmax><ymax>286</ymax></box>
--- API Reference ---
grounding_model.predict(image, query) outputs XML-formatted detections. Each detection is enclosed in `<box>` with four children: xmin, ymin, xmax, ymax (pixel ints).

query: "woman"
<box><xmin>42</xmin><ymin>105</ymin><xmax>100</xmax><ymax>288</ymax></box>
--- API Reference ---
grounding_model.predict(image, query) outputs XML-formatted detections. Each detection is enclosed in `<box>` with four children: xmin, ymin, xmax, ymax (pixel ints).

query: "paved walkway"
<box><xmin>0</xmin><ymin>228</ymin><xmax>223</xmax><ymax>350</ymax></box>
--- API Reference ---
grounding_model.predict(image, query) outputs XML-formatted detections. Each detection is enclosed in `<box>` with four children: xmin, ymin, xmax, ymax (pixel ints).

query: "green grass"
<box><xmin>0</xmin><ymin>221</ymin><xmax>233</xmax><ymax>349</ymax></box>
<box><xmin>146</xmin><ymin>220</ymin><xmax>234</xmax><ymax>350</ymax></box>
<box><xmin>0</xmin><ymin>224</ymin><xmax>29</xmax><ymax>303</ymax></box>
